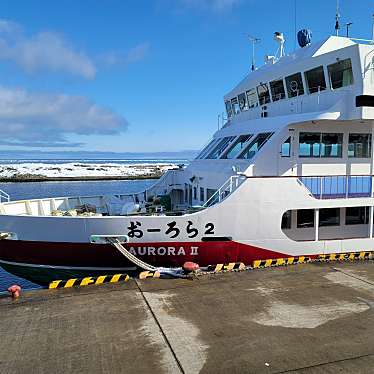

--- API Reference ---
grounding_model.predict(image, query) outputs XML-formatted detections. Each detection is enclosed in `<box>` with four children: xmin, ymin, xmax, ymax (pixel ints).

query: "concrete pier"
<box><xmin>1</xmin><ymin>261</ymin><xmax>374</xmax><ymax>373</ymax></box>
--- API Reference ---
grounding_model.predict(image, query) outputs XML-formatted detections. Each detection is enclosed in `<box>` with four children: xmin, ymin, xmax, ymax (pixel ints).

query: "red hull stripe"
<box><xmin>0</xmin><ymin>240</ymin><xmax>289</xmax><ymax>268</ymax></box>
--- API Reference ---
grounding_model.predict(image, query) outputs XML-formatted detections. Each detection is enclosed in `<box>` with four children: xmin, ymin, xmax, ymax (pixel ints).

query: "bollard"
<box><xmin>183</xmin><ymin>262</ymin><xmax>200</xmax><ymax>272</ymax></box>
<box><xmin>8</xmin><ymin>285</ymin><xmax>21</xmax><ymax>298</ymax></box>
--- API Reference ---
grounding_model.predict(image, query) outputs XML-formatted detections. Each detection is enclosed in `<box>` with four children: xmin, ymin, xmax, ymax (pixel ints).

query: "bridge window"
<box><xmin>237</xmin><ymin>133</ymin><xmax>273</xmax><ymax>160</ymax></box>
<box><xmin>246</xmin><ymin>88</ymin><xmax>258</xmax><ymax>108</ymax></box>
<box><xmin>319</xmin><ymin>208</ymin><xmax>340</xmax><ymax>227</ymax></box>
<box><xmin>221</xmin><ymin>134</ymin><xmax>252</xmax><ymax>159</ymax></box>
<box><xmin>304</xmin><ymin>66</ymin><xmax>326</xmax><ymax>94</ymax></box>
<box><xmin>231</xmin><ymin>97</ymin><xmax>240</xmax><ymax>115</ymax></box>
<box><xmin>285</xmin><ymin>72</ymin><xmax>304</xmax><ymax>98</ymax></box>
<box><xmin>206</xmin><ymin>136</ymin><xmax>235</xmax><ymax>159</ymax></box>
<box><xmin>328</xmin><ymin>58</ymin><xmax>353</xmax><ymax>89</ymax></box>
<box><xmin>348</xmin><ymin>134</ymin><xmax>372</xmax><ymax>158</ymax></box>
<box><xmin>196</xmin><ymin>138</ymin><xmax>219</xmax><ymax>159</ymax></box>
<box><xmin>320</xmin><ymin>133</ymin><xmax>343</xmax><ymax>157</ymax></box>
<box><xmin>346</xmin><ymin>206</ymin><xmax>370</xmax><ymax>225</ymax></box>
<box><xmin>281</xmin><ymin>137</ymin><xmax>291</xmax><ymax>157</ymax></box>
<box><xmin>257</xmin><ymin>83</ymin><xmax>271</xmax><ymax>105</ymax></box>
<box><xmin>238</xmin><ymin>93</ymin><xmax>248</xmax><ymax>111</ymax></box>
<box><xmin>299</xmin><ymin>132</ymin><xmax>321</xmax><ymax>157</ymax></box>
<box><xmin>270</xmin><ymin>79</ymin><xmax>285</xmax><ymax>101</ymax></box>
<box><xmin>225</xmin><ymin>101</ymin><xmax>233</xmax><ymax>118</ymax></box>
<box><xmin>297</xmin><ymin>209</ymin><xmax>314</xmax><ymax>228</ymax></box>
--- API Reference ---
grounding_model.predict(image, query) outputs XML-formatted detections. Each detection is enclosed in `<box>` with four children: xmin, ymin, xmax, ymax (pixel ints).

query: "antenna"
<box><xmin>335</xmin><ymin>0</ymin><xmax>340</xmax><ymax>36</ymax></box>
<box><xmin>372</xmin><ymin>13</ymin><xmax>374</xmax><ymax>42</ymax></box>
<box><xmin>345</xmin><ymin>22</ymin><xmax>352</xmax><ymax>37</ymax></box>
<box><xmin>247</xmin><ymin>34</ymin><xmax>261</xmax><ymax>71</ymax></box>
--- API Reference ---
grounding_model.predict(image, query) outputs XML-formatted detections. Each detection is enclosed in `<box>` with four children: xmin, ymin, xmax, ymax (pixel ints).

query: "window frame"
<box><xmin>256</xmin><ymin>83</ymin><xmax>271</xmax><ymax>106</ymax></box>
<box><xmin>348</xmin><ymin>133</ymin><xmax>372</xmax><ymax>158</ymax></box>
<box><xmin>238</xmin><ymin>92</ymin><xmax>248</xmax><ymax>112</ymax></box>
<box><xmin>304</xmin><ymin>65</ymin><xmax>327</xmax><ymax>94</ymax></box>
<box><xmin>205</xmin><ymin>136</ymin><xmax>236</xmax><ymax>159</ymax></box>
<box><xmin>270</xmin><ymin>78</ymin><xmax>286</xmax><ymax>101</ymax></box>
<box><xmin>345</xmin><ymin>206</ymin><xmax>370</xmax><ymax>225</ymax></box>
<box><xmin>327</xmin><ymin>58</ymin><xmax>354</xmax><ymax>90</ymax></box>
<box><xmin>319</xmin><ymin>208</ymin><xmax>340</xmax><ymax>227</ymax></box>
<box><xmin>297</xmin><ymin>209</ymin><xmax>315</xmax><ymax>228</ymax></box>
<box><xmin>237</xmin><ymin>132</ymin><xmax>273</xmax><ymax>160</ymax></box>
<box><xmin>285</xmin><ymin>72</ymin><xmax>305</xmax><ymax>98</ymax></box>
<box><xmin>246</xmin><ymin>88</ymin><xmax>259</xmax><ymax>108</ymax></box>
<box><xmin>220</xmin><ymin>134</ymin><xmax>253</xmax><ymax>159</ymax></box>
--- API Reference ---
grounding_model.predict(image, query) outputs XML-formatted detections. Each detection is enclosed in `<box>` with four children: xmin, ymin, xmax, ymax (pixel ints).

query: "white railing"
<box><xmin>299</xmin><ymin>175</ymin><xmax>373</xmax><ymax>199</ymax></box>
<box><xmin>0</xmin><ymin>189</ymin><xmax>10</xmax><ymax>203</ymax></box>
<box><xmin>203</xmin><ymin>175</ymin><xmax>246</xmax><ymax>208</ymax></box>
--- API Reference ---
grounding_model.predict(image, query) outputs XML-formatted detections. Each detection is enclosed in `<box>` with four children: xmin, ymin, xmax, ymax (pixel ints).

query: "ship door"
<box><xmin>278</xmin><ymin>133</ymin><xmax>296</xmax><ymax>175</ymax></box>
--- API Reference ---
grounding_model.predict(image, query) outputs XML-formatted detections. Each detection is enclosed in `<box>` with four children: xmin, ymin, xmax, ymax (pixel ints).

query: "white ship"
<box><xmin>1</xmin><ymin>24</ymin><xmax>374</xmax><ymax>285</ymax></box>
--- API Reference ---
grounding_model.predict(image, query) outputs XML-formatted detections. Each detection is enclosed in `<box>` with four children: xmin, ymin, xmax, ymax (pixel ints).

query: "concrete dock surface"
<box><xmin>1</xmin><ymin>261</ymin><xmax>374</xmax><ymax>373</ymax></box>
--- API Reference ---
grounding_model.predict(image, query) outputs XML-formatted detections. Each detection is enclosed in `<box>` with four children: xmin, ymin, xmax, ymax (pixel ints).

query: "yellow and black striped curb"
<box><xmin>49</xmin><ymin>273</ymin><xmax>130</xmax><ymax>289</ymax></box>
<box><xmin>318</xmin><ymin>251</ymin><xmax>374</xmax><ymax>261</ymax></box>
<box><xmin>206</xmin><ymin>262</ymin><xmax>246</xmax><ymax>272</ymax></box>
<box><xmin>252</xmin><ymin>256</ymin><xmax>312</xmax><ymax>268</ymax></box>
<box><xmin>139</xmin><ymin>271</ymin><xmax>161</xmax><ymax>279</ymax></box>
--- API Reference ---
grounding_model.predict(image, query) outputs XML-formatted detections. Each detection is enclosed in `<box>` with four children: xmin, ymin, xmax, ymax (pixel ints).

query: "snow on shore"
<box><xmin>0</xmin><ymin>162</ymin><xmax>178</xmax><ymax>179</ymax></box>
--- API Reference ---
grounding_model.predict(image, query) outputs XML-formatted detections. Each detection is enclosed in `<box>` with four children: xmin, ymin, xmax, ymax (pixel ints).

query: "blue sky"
<box><xmin>0</xmin><ymin>0</ymin><xmax>373</xmax><ymax>153</ymax></box>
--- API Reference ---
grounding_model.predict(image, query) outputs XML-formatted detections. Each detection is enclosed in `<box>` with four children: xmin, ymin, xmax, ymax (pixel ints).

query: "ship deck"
<box><xmin>1</xmin><ymin>261</ymin><xmax>374</xmax><ymax>373</ymax></box>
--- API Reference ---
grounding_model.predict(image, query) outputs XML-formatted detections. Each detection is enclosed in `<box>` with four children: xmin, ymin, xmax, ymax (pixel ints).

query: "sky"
<box><xmin>0</xmin><ymin>0</ymin><xmax>373</xmax><ymax>154</ymax></box>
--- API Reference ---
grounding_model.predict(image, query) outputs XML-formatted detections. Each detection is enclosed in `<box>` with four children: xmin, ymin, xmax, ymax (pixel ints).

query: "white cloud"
<box><xmin>99</xmin><ymin>42</ymin><xmax>150</xmax><ymax>67</ymax></box>
<box><xmin>0</xmin><ymin>86</ymin><xmax>128</xmax><ymax>147</ymax></box>
<box><xmin>0</xmin><ymin>19</ymin><xmax>96</xmax><ymax>78</ymax></box>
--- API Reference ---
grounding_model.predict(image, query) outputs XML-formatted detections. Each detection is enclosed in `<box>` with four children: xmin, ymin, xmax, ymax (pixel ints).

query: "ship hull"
<box><xmin>0</xmin><ymin>239</ymin><xmax>288</xmax><ymax>285</ymax></box>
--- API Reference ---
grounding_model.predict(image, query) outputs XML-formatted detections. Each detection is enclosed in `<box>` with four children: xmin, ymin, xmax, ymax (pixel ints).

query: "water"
<box><xmin>0</xmin><ymin>178</ymin><xmax>155</xmax><ymax>292</ymax></box>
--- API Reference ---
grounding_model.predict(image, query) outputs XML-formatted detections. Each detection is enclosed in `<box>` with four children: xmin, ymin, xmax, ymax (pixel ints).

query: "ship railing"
<box><xmin>203</xmin><ymin>175</ymin><xmax>247</xmax><ymax>208</ymax></box>
<box><xmin>0</xmin><ymin>189</ymin><xmax>10</xmax><ymax>203</ymax></box>
<box><xmin>298</xmin><ymin>175</ymin><xmax>373</xmax><ymax>200</ymax></box>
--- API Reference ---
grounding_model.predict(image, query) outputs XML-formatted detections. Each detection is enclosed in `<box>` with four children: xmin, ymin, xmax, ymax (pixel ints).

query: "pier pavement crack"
<box><xmin>332</xmin><ymin>266</ymin><xmax>374</xmax><ymax>287</ymax></box>
<box><xmin>273</xmin><ymin>352</ymin><xmax>374</xmax><ymax>373</ymax></box>
<box><xmin>134</xmin><ymin>279</ymin><xmax>185</xmax><ymax>374</ymax></box>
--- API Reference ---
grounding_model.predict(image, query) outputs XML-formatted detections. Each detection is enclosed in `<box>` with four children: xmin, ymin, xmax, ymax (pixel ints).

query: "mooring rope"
<box><xmin>107</xmin><ymin>237</ymin><xmax>158</xmax><ymax>272</ymax></box>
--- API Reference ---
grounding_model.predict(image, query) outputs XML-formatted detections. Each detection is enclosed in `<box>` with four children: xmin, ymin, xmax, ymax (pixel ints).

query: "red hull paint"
<box><xmin>0</xmin><ymin>240</ymin><xmax>289</xmax><ymax>267</ymax></box>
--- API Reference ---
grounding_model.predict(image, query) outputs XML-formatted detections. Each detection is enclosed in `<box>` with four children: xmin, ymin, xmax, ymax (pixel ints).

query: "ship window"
<box><xmin>206</xmin><ymin>189</ymin><xmax>217</xmax><ymax>201</ymax></box>
<box><xmin>297</xmin><ymin>209</ymin><xmax>314</xmax><ymax>228</ymax></box>
<box><xmin>299</xmin><ymin>132</ymin><xmax>321</xmax><ymax>157</ymax></box>
<box><xmin>238</xmin><ymin>93</ymin><xmax>248</xmax><ymax>111</ymax></box>
<box><xmin>270</xmin><ymin>79</ymin><xmax>285</xmax><ymax>101</ymax></box>
<box><xmin>225</xmin><ymin>101</ymin><xmax>233</xmax><ymax>118</ymax></box>
<box><xmin>328</xmin><ymin>58</ymin><xmax>353</xmax><ymax>89</ymax></box>
<box><xmin>206</xmin><ymin>136</ymin><xmax>235</xmax><ymax>159</ymax></box>
<box><xmin>346</xmin><ymin>206</ymin><xmax>370</xmax><ymax>225</ymax></box>
<box><xmin>348</xmin><ymin>134</ymin><xmax>372</xmax><ymax>158</ymax></box>
<box><xmin>196</xmin><ymin>138</ymin><xmax>219</xmax><ymax>159</ymax></box>
<box><xmin>257</xmin><ymin>83</ymin><xmax>271</xmax><ymax>105</ymax></box>
<box><xmin>281</xmin><ymin>137</ymin><xmax>291</xmax><ymax>157</ymax></box>
<box><xmin>285</xmin><ymin>73</ymin><xmax>304</xmax><ymax>98</ymax></box>
<box><xmin>320</xmin><ymin>133</ymin><xmax>343</xmax><ymax>158</ymax></box>
<box><xmin>246</xmin><ymin>88</ymin><xmax>258</xmax><ymax>108</ymax></box>
<box><xmin>238</xmin><ymin>132</ymin><xmax>273</xmax><ymax>160</ymax></box>
<box><xmin>319</xmin><ymin>208</ymin><xmax>340</xmax><ymax>227</ymax></box>
<box><xmin>221</xmin><ymin>134</ymin><xmax>252</xmax><ymax>159</ymax></box>
<box><xmin>193</xmin><ymin>187</ymin><xmax>197</xmax><ymax>200</ymax></box>
<box><xmin>200</xmin><ymin>187</ymin><xmax>205</xmax><ymax>201</ymax></box>
<box><xmin>281</xmin><ymin>210</ymin><xmax>292</xmax><ymax>229</ymax></box>
<box><xmin>304</xmin><ymin>66</ymin><xmax>327</xmax><ymax>94</ymax></box>
<box><xmin>231</xmin><ymin>98</ymin><xmax>240</xmax><ymax>115</ymax></box>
